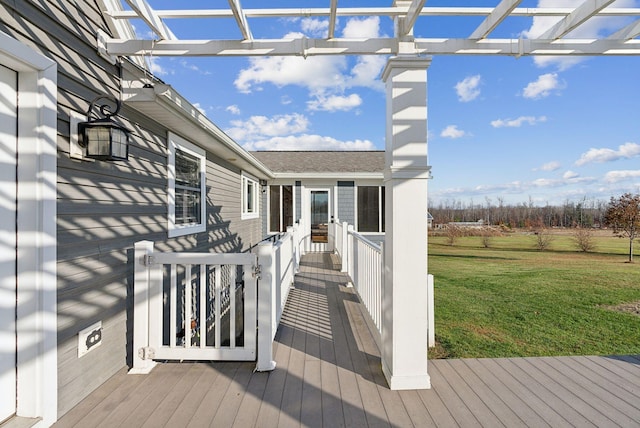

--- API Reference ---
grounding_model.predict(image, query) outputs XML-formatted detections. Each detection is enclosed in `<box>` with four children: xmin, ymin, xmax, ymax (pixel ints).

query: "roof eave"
<box><xmin>270</xmin><ymin>172</ymin><xmax>384</xmax><ymax>180</ymax></box>
<box><xmin>121</xmin><ymin>70</ymin><xmax>274</xmax><ymax>180</ymax></box>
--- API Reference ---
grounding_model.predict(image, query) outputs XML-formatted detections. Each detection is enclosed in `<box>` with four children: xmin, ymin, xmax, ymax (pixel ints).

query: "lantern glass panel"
<box><xmin>86</xmin><ymin>127</ymin><xmax>111</xmax><ymax>156</ymax></box>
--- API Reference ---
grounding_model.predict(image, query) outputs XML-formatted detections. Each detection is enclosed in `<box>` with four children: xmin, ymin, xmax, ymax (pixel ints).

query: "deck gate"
<box><xmin>132</xmin><ymin>241</ymin><xmax>257</xmax><ymax>369</ymax></box>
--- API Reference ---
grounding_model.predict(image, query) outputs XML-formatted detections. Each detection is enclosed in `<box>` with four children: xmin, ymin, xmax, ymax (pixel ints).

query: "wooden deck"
<box><xmin>54</xmin><ymin>253</ymin><xmax>640</xmax><ymax>427</ymax></box>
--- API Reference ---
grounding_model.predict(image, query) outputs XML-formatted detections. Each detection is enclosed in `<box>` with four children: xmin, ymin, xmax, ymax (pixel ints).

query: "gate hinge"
<box><xmin>142</xmin><ymin>255</ymin><xmax>155</xmax><ymax>266</ymax></box>
<box><xmin>252</xmin><ymin>264</ymin><xmax>262</xmax><ymax>280</ymax></box>
<box><xmin>138</xmin><ymin>347</ymin><xmax>155</xmax><ymax>360</ymax></box>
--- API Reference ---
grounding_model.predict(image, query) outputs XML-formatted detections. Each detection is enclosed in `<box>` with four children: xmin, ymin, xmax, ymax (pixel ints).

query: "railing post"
<box><xmin>427</xmin><ymin>274</ymin><xmax>435</xmax><ymax>348</ymax></box>
<box><xmin>130</xmin><ymin>241</ymin><xmax>157</xmax><ymax>374</ymax></box>
<box><xmin>256</xmin><ymin>242</ymin><xmax>277</xmax><ymax>372</ymax></box>
<box><xmin>347</xmin><ymin>225</ymin><xmax>354</xmax><ymax>284</ymax></box>
<box><xmin>341</xmin><ymin>221</ymin><xmax>348</xmax><ymax>272</ymax></box>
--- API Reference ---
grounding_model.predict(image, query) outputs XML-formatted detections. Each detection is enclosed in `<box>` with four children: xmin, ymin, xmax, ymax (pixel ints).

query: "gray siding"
<box><xmin>1</xmin><ymin>0</ymin><xmax>263</xmax><ymax>417</ymax></box>
<box><xmin>337</xmin><ymin>181</ymin><xmax>355</xmax><ymax>225</ymax></box>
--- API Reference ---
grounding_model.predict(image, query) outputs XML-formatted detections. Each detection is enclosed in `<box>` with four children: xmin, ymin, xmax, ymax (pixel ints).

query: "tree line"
<box><xmin>429</xmin><ymin>197</ymin><xmax>610</xmax><ymax>229</ymax></box>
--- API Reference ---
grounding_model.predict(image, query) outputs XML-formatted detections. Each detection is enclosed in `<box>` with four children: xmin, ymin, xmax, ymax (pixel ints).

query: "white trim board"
<box><xmin>0</xmin><ymin>30</ymin><xmax>58</xmax><ymax>427</ymax></box>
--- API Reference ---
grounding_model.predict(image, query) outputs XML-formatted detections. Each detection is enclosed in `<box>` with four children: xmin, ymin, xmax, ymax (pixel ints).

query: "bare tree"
<box><xmin>534</xmin><ymin>228</ymin><xmax>553</xmax><ymax>251</ymax></box>
<box><xmin>604</xmin><ymin>193</ymin><xmax>640</xmax><ymax>262</ymax></box>
<box><xmin>572</xmin><ymin>227</ymin><xmax>596</xmax><ymax>252</ymax></box>
<box><xmin>445</xmin><ymin>225</ymin><xmax>462</xmax><ymax>246</ymax></box>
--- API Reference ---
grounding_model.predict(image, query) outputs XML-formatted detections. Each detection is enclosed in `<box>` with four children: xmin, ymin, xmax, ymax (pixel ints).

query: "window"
<box><xmin>269</xmin><ymin>185</ymin><xmax>293</xmax><ymax>232</ymax></box>
<box><xmin>357</xmin><ymin>186</ymin><xmax>385</xmax><ymax>233</ymax></box>
<box><xmin>241</xmin><ymin>173</ymin><xmax>259</xmax><ymax>219</ymax></box>
<box><xmin>168</xmin><ymin>133</ymin><xmax>206</xmax><ymax>237</ymax></box>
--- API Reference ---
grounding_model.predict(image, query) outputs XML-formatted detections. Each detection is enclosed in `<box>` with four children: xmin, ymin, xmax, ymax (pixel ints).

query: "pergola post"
<box><xmin>381</xmin><ymin>55</ymin><xmax>432</xmax><ymax>390</ymax></box>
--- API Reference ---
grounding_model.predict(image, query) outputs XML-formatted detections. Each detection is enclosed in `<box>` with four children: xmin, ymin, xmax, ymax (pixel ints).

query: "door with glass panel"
<box><xmin>309</xmin><ymin>190</ymin><xmax>329</xmax><ymax>251</ymax></box>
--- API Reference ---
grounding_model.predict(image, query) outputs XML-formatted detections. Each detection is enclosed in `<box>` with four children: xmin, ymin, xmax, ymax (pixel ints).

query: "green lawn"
<box><xmin>428</xmin><ymin>231</ymin><xmax>640</xmax><ymax>359</ymax></box>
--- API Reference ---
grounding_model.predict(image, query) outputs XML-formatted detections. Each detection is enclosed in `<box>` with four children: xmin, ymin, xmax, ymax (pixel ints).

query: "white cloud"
<box><xmin>242</xmin><ymin>135</ymin><xmax>376</xmax><ymax>151</ymax></box>
<box><xmin>521</xmin><ymin>0</ymin><xmax>637</xmax><ymax>70</ymax></box>
<box><xmin>604</xmin><ymin>170</ymin><xmax>640</xmax><ymax>183</ymax></box>
<box><xmin>234</xmin><ymin>17</ymin><xmax>385</xmax><ymax>105</ymax></box>
<box><xmin>349</xmin><ymin>55</ymin><xmax>386</xmax><ymax>91</ymax></box>
<box><xmin>440</xmin><ymin>125</ymin><xmax>468</xmax><ymax>139</ymax></box>
<box><xmin>342</xmin><ymin>16</ymin><xmax>381</xmax><ymax>38</ymax></box>
<box><xmin>234</xmin><ymin>52</ymin><xmax>348</xmax><ymax>93</ymax></box>
<box><xmin>575</xmin><ymin>142</ymin><xmax>640</xmax><ymax>166</ymax></box>
<box><xmin>563</xmin><ymin>170</ymin><xmax>579</xmax><ymax>179</ymax></box>
<box><xmin>491</xmin><ymin>116</ymin><xmax>547</xmax><ymax>128</ymax></box>
<box><xmin>307</xmin><ymin>93</ymin><xmax>362</xmax><ymax>112</ymax></box>
<box><xmin>147</xmin><ymin>57</ymin><xmax>169</xmax><ymax>76</ymax></box>
<box><xmin>537</xmin><ymin>161</ymin><xmax>561</xmax><ymax>172</ymax></box>
<box><xmin>225</xmin><ymin>113</ymin><xmax>309</xmax><ymax>142</ymax></box>
<box><xmin>301</xmin><ymin>18</ymin><xmax>329</xmax><ymax>37</ymax></box>
<box><xmin>226</xmin><ymin>111</ymin><xmax>376</xmax><ymax>151</ymax></box>
<box><xmin>455</xmin><ymin>75</ymin><xmax>481</xmax><ymax>102</ymax></box>
<box><xmin>532</xmin><ymin>178</ymin><xmax>562</xmax><ymax>188</ymax></box>
<box><xmin>522</xmin><ymin>73</ymin><xmax>562</xmax><ymax>99</ymax></box>
<box><xmin>226</xmin><ymin>105</ymin><xmax>241</xmax><ymax>115</ymax></box>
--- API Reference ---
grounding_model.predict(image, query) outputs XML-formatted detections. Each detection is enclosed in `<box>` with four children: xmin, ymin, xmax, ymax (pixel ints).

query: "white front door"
<box><xmin>0</xmin><ymin>64</ymin><xmax>18</xmax><ymax>423</ymax></box>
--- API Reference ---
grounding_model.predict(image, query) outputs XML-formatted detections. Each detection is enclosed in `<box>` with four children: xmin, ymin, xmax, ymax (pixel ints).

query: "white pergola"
<box><xmin>102</xmin><ymin>0</ymin><xmax>640</xmax><ymax>57</ymax></box>
<box><xmin>101</xmin><ymin>0</ymin><xmax>640</xmax><ymax>390</ymax></box>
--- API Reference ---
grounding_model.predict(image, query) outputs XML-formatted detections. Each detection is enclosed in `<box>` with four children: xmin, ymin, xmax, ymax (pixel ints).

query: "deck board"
<box><xmin>54</xmin><ymin>253</ymin><xmax>640</xmax><ymax>428</ymax></box>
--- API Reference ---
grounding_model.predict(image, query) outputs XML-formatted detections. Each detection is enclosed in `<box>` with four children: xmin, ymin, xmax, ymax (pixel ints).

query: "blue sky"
<box><xmin>132</xmin><ymin>1</ymin><xmax>640</xmax><ymax>206</ymax></box>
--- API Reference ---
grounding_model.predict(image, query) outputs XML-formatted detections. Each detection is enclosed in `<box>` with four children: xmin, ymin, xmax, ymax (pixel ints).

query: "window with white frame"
<box><xmin>168</xmin><ymin>133</ymin><xmax>206</xmax><ymax>237</ymax></box>
<box><xmin>241</xmin><ymin>173</ymin><xmax>259</xmax><ymax>219</ymax></box>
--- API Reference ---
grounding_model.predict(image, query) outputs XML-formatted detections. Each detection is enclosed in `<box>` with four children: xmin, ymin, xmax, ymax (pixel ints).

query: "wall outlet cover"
<box><xmin>78</xmin><ymin>321</ymin><xmax>102</xmax><ymax>358</ymax></box>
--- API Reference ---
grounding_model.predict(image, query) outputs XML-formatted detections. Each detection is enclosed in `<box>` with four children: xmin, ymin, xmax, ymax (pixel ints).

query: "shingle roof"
<box><xmin>250</xmin><ymin>151</ymin><xmax>385</xmax><ymax>174</ymax></box>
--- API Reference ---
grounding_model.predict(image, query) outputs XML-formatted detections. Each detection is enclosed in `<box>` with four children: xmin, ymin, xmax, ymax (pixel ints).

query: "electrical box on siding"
<box><xmin>78</xmin><ymin>321</ymin><xmax>102</xmax><ymax>358</ymax></box>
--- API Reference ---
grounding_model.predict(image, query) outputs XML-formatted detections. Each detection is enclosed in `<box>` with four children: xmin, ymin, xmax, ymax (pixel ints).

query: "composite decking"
<box><xmin>54</xmin><ymin>253</ymin><xmax>640</xmax><ymax>427</ymax></box>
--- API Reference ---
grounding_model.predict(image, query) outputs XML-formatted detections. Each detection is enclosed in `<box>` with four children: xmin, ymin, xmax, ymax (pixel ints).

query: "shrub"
<box><xmin>445</xmin><ymin>225</ymin><xmax>462</xmax><ymax>245</ymax></box>
<box><xmin>573</xmin><ymin>227</ymin><xmax>596</xmax><ymax>252</ymax></box>
<box><xmin>534</xmin><ymin>229</ymin><xmax>553</xmax><ymax>251</ymax></box>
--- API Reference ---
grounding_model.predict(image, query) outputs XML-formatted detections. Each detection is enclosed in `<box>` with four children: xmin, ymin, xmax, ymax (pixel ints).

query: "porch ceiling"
<box><xmin>100</xmin><ymin>1</ymin><xmax>640</xmax><ymax>58</ymax></box>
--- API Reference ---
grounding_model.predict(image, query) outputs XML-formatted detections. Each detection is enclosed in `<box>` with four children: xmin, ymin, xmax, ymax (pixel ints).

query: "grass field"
<box><xmin>428</xmin><ymin>230</ymin><xmax>640</xmax><ymax>359</ymax></box>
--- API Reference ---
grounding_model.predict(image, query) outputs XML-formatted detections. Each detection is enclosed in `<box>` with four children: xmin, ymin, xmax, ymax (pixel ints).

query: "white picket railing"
<box><xmin>347</xmin><ymin>230</ymin><xmax>383</xmax><ymax>335</ymax></box>
<box><xmin>131</xmin><ymin>241</ymin><xmax>258</xmax><ymax>374</ymax></box>
<box><xmin>131</xmin><ymin>225</ymin><xmax>305</xmax><ymax>374</ymax></box>
<box><xmin>330</xmin><ymin>220</ymin><xmax>434</xmax><ymax>346</ymax></box>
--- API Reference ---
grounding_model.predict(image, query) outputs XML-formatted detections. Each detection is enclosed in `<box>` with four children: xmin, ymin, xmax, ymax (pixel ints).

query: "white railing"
<box><xmin>347</xmin><ymin>231</ymin><xmax>383</xmax><ymax>334</ymax></box>
<box><xmin>131</xmin><ymin>241</ymin><xmax>257</xmax><ymax>374</ymax></box>
<box><xmin>255</xmin><ymin>224</ymin><xmax>304</xmax><ymax>371</ymax></box>
<box><xmin>330</xmin><ymin>220</ymin><xmax>435</xmax><ymax>347</ymax></box>
<box><xmin>132</xmin><ymin>226</ymin><xmax>305</xmax><ymax>374</ymax></box>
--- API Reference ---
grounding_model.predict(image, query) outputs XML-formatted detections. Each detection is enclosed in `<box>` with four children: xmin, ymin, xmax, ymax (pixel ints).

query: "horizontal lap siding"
<box><xmin>1</xmin><ymin>0</ymin><xmax>264</xmax><ymax>417</ymax></box>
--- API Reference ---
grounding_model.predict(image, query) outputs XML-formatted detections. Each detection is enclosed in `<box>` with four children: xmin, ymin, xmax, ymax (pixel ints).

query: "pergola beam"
<box><xmin>608</xmin><ymin>18</ymin><xmax>640</xmax><ymax>41</ymax></box>
<box><xmin>228</xmin><ymin>0</ymin><xmax>253</xmax><ymax>40</ymax></box>
<box><xmin>106</xmin><ymin>7</ymin><xmax>640</xmax><ymax>20</ymax></box>
<box><xmin>539</xmin><ymin>0</ymin><xmax>617</xmax><ymax>40</ymax></box>
<box><xmin>103</xmin><ymin>37</ymin><xmax>640</xmax><ymax>57</ymax></box>
<box><xmin>124</xmin><ymin>0</ymin><xmax>176</xmax><ymax>40</ymax></box>
<box><xmin>398</xmin><ymin>0</ymin><xmax>426</xmax><ymax>37</ymax></box>
<box><xmin>469</xmin><ymin>0</ymin><xmax>522</xmax><ymax>40</ymax></box>
<box><xmin>328</xmin><ymin>0</ymin><xmax>338</xmax><ymax>39</ymax></box>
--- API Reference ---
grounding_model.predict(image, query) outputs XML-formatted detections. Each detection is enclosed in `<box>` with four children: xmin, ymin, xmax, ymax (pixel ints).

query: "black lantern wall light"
<box><xmin>78</xmin><ymin>95</ymin><xmax>130</xmax><ymax>161</ymax></box>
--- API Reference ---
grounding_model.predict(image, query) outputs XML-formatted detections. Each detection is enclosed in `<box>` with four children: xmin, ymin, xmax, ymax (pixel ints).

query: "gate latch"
<box><xmin>252</xmin><ymin>264</ymin><xmax>262</xmax><ymax>280</ymax></box>
<box><xmin>142</xmin><ymin>255</ymin><xmax>155</xmax><ymax>266</ymax></box>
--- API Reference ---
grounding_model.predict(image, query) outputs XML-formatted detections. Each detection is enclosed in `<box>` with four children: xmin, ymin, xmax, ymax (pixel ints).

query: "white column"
<box><xmin>381</xmin><ymin>56</ymin><xmax>432</xmax><ymax>390</ymax></box>
<box><xmin>256</xmin><ymin>242</ymin><xmax>277</xmax><ymax>372</ymax></box>
<box><xmin>130</xmin><ymin>240</ymin><xmax>158</xmax><ymax>374</ymax></box>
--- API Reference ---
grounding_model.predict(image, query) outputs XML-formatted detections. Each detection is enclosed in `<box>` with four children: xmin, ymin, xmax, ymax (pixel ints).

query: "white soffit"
<box><xmin>122</xmin><ymin>77</ymin><xmax>273</xmax><ymax>179</ymax></box>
